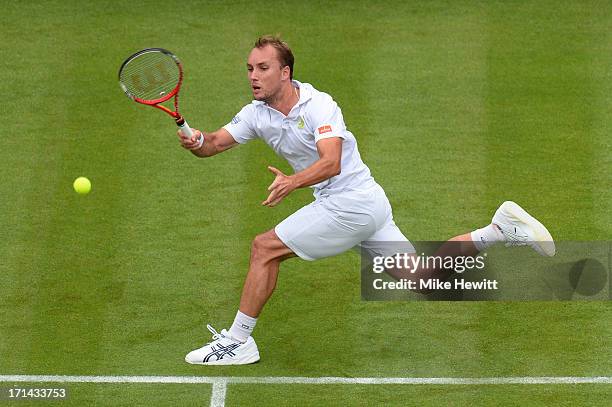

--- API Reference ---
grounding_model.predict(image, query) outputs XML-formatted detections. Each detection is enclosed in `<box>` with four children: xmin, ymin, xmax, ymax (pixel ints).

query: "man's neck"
<box><xmin>267</xmin><ymin>83</ymin><xmax>299</xmax><ymax>116</ymax></box>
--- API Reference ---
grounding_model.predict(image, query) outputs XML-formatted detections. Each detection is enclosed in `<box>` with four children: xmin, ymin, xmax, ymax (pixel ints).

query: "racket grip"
<box><xmin>176</xmin><ymin>116</ymin><xmax>194</xmax><ymax>138</ymax></box>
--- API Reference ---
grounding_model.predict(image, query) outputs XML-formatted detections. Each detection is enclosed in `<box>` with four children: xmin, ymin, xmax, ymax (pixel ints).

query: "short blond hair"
<box><xmin>254</xmin><ymin>35</ymin><xmax>295</xmax><ymax>80</ymax></box>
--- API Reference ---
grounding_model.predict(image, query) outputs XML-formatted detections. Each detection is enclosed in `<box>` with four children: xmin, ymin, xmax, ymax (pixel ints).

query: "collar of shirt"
<box><xmin>253</xmin><ymin>80</ymin><xmax>312</xmax><ymax>118</ymax></box>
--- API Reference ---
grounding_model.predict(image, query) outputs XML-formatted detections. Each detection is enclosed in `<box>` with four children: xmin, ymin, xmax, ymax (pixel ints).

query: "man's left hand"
<box><xmin>263</xmin><ymin>166</ymin><xmax>298</xmax><ymax>207</ymax></box>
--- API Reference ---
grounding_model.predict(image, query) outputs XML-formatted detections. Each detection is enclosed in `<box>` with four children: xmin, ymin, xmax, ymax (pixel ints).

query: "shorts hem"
<box><xmin>274</xmin><ymin>226</ymin><xmax>317</xmax><ymax>261</ymax></box>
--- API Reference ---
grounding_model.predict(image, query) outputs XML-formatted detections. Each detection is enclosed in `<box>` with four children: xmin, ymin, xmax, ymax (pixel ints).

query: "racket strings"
<box><xmin>120</xmin><ymin>51</ymin><xmax>181</xmax><ymax>102</ymax></box>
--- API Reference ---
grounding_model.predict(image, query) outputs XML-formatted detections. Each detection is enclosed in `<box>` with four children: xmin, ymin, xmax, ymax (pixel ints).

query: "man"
<box><xmin>178</xmin><ymin>36</ymin><xmax>555</xmax><ymax>365</ymax></box>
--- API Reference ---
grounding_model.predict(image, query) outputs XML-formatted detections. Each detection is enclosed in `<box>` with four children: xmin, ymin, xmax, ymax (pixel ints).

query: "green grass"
<box><xmin>1</xmin><ymin>0</ymin><xmax>610</xmax><ymax>405</ymax></box>
<box><xmin>228</xmin><ymin>384</ymin><xmax>611</xmax><ymax>406</ymax></box>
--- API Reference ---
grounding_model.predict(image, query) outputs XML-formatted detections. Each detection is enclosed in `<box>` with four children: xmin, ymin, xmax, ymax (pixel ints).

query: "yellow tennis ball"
<box><xmin>73</xmin><ymin>177</ymin><xmax>91</xmax><ymax>195</ymax></box>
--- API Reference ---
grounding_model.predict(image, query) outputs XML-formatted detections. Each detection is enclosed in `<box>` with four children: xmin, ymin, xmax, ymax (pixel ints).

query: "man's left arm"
<box><xmin>262</xmin><ymin>137</ymin><xmax>342</xmax><ymax>207</ymax></box>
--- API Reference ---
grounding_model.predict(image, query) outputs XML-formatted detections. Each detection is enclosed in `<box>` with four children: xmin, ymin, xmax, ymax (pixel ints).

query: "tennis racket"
<box><xmin>118</xmin><ymin>48</ymin><xmax>195</xmax><ymax>139</ymax></box>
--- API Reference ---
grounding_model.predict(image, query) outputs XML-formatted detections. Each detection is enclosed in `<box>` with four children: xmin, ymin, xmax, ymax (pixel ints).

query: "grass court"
<box><xmin>1</xmin><ymin>1</ymin><xmax>610</xmax><ymax>405</ymax></box>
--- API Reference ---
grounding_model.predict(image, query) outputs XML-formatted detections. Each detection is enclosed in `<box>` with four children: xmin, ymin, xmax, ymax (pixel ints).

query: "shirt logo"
<box><xmin>231</xmin><ymin>115</ymin><xmax>242</xmax><ymax>124</ymax></box>
<box><xmin>317</xmin><ymin>125</ymin><xmax>332</xmax><ymax>134</ymax></box>
<box><xmin>297</xmin><ymin>117</ymin><xmax>305</xmax><ymax>129</ymax></box>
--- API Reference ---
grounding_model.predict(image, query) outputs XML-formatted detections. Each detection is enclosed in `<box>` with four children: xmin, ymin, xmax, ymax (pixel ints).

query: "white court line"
<box><xmin>1</xmin><ymin>375</ymin><xmax>610</xmax><ymax>407</ymax></box>
<box><xmin>1</xmin><ymin>375</ymin><xmax>611</xmax><ymax>385</ymax></box>
<box><xmin>210</xmin><ymin>379</ymin><xmax>227</xmax><ymax>407</ymax></box>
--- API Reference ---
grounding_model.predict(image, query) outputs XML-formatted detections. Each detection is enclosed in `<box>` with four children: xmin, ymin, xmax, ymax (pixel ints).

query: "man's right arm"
<box><xmin>177</xmin><ymin>128</ymin><xmax>238</xmax><ymax>158</ymax></box>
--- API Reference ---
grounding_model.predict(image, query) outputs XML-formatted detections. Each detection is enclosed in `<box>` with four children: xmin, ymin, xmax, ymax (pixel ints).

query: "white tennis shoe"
<box><xmin>185</xmin><ymin>324</ymin><xmax>260</xmax><ymax>365</ymax></box>
<box><xmin>492</xmin><ymin>201</ymin><xmax>555</xmax><ymax>257</ymax></box>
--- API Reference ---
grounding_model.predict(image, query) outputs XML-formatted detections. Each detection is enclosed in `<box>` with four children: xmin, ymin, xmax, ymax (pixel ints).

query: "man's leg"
<box><xmin>240</xmin><ymin>229</ymin><xmax>296</xmax><ymax>316</ymax></box>
<box><xmin>415</xmin><ymin>233</ymin><xmax>480</xmax><ymax>280</ymax></box>
<box><xmin>226</xmin><ymin>191</ymin><xmax>378</xmax><ymax>348</ymax></box>
<box><xmin>392</xmin><ymin>233</ymin><xmax>485</xmax><ymax>285</ymax></box>
<box><xmin>382</xmin><ymin>201</ymin><xmax>554</xmax><ymax>285</ymax></box>
<box><xmin>381</xmin><ymin>233</ymin><xmax>480</xmax><ymax>284</ymax></box>
<box><xmin>184</xmin><ymin>229</ymin><xmax>295</xmax><ymax>365</ymax></box>
<box><xmin>226</xmin><ymin>230</ymin><xmax>296</xmax><ymax>342</ymax></box>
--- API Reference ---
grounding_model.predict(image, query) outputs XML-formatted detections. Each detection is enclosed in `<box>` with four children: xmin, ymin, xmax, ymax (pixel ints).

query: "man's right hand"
<box><xmin>176</xmin><ymin>127</ymin><xmax>238</xmax><ymax>158</ymax></box>
<box><xmin>177</xmin><ymin>129</ymin><xmax>204</xmax><ymax>151</ymax></box>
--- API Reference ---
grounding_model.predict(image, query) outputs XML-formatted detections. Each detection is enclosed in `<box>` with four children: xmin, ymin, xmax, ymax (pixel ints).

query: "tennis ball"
<box><xmin>73</xmin><ymin>177</ymin><xmax>91</xmax><ymax>195</ymax></box>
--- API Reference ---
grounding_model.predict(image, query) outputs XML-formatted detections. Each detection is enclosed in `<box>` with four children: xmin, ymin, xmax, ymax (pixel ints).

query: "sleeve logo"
<box><xmin>317</xmin><ymin>125</ymin><xmax>332</xmax><ymax>134</ymax></box>
<box><xmin>231</xmin><ymin>115</ymin><xmax>242</xmax><ymax>124</ymax></box>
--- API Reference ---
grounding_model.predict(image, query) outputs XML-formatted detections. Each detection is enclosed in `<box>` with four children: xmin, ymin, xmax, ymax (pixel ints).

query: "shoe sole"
<box><xmin>185</xmin><ymin>353</ymin><xmax>260</xmax><ymax>366</ymax></box>
<box><xmin>498</xmin><ymin>201</ymin><xmax>555</xmax><ymax>257</ymax></box>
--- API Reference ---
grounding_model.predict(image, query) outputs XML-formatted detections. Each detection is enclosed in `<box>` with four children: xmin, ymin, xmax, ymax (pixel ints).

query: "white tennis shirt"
<box><xmin>223</xmin><ymin>80</ymin><xmax>376</xmax><ymax>197</ymax></box>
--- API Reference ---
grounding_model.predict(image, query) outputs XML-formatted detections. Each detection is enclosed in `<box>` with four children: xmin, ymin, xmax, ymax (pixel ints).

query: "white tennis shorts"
<box><xmin>275</xmin><ymin>184</ymin><xmax>415</xmax><ymax>261</ymax></box>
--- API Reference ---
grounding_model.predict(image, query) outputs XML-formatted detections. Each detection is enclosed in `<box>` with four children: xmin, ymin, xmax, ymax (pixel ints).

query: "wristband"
<box><xmin>189</xmin><ymin>134</ymin><xmax>204</xmax><ymax>151</ymax></box>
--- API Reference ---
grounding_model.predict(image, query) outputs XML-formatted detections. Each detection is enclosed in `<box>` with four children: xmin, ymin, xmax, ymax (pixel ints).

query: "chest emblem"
<box><xmin>297</xmin><ymin>116</ymin><xmax>305</xmax><ymax>129</ymax></box>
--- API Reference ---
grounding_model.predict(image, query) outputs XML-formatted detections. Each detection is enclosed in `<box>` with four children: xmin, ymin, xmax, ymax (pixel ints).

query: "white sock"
<box><xmin>470</xmin><ymin>224</ymin><xmax>504</xmax><ymax>251</ymax></box>
<box><xmin>228</xmin><ymin>310</ymin><xmax>257</xmax><ymax>343</ymax></box>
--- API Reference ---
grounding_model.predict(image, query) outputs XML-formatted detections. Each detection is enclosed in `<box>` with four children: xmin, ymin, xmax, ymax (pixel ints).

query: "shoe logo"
<box><xmin>203</xmin><ymin>342</ymin><xmax>242</xmax><ymax>363</ymax></box>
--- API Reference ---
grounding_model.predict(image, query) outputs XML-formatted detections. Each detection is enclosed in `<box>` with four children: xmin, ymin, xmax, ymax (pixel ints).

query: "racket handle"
<box><xmin>176</xmin><ymin>116</ymin><xmax>194</xmax><ymax>138</ymax></box>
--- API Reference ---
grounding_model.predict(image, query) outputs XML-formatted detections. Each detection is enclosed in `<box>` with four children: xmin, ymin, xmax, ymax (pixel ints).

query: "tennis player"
<box><xmin>177</xmin><ymin>36</ymin><xmax>555</xmax><ymax>365</ymax></box>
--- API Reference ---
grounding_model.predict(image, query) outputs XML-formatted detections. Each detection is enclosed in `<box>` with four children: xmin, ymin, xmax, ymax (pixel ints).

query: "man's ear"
<box><xmin>281</xmin><ymin>65</ymin><xmax>291</xmax><ymax>81</ymax></box>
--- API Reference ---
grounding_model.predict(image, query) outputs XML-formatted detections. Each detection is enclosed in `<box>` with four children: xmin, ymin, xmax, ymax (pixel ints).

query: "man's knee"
<box><xmin>250</xmin><ymin>230</ymin><xmax>291</xmax><ymax>263</ymax></box>
<box><xmin>251</xmin><ymin>233</ymin><xmax>271</xmax><ymax>259</ymax></box>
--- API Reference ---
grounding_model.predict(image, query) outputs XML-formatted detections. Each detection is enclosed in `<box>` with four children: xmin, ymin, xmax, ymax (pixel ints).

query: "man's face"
<box><xmin>247</xmin><ymin>45</ymin><xmax>289</xmax><ymax>101</ymax></box>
